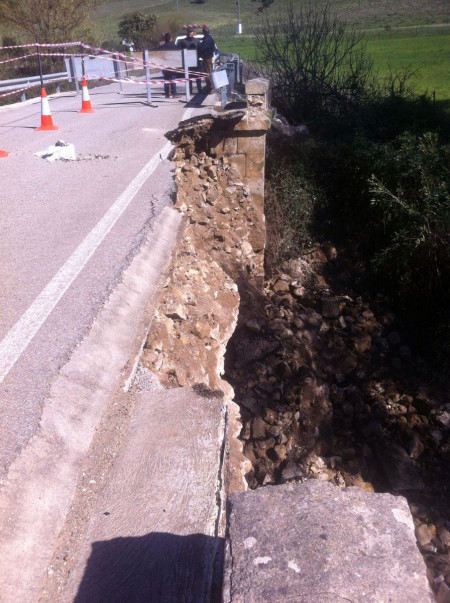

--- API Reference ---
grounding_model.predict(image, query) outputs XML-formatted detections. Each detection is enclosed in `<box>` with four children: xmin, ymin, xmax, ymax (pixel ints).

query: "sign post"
<box><xmin>144</xmin><ymin>50</ymin><xmax>152</xmax><ymax>104</ymax></box>
<box><xmin>182</xmin><ymin>49</ymin><xmax>191</xmax><ymax>102</ymax></box>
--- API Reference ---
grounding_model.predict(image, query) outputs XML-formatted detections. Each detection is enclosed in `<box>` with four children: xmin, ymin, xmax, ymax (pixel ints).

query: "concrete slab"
<box><xmin>0</xmin><ymin>207</ymin><xmax>182</xmax><ymax>603</ymax></box>
<box><xmin>63</xmin><ymin>387</ymin><xmax>226</xmax><ymax>602</ymax></box>
<box><xmin>224</xmin><ymin>480</ymin><xmax>433</xmax><ymax>603</ymax></box>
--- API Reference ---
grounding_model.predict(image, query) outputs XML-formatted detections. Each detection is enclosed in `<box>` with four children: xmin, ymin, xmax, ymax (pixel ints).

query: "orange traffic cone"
<box><xmin>0</xmin><ymin>149</ymin><xmax>7</xmax><ymax>158</ymax></box>
<box><xmin>78</xmin><ymin>79</ymin><xmax>95</xmax><ymax>113</ymax></box>
<box><xmin>36</xmin><ymin>88</ymin><xmax>59</xmax><ymax>131</ymax></box>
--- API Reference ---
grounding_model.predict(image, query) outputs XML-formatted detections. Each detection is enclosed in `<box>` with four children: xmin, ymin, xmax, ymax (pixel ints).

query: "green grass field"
<box><xmin>93</xmin><ymin>0</ymin><xmax>450</xmax><ymax>36</ymax></box>
<box><xmin>365</xmin><ymin>29</ymin><xmax>450</xmax><ymax>100</ymax></box>
<box><xmin>215</xmin><ymin>28</ymin><xmax>450</xmax><ymax>101</ymax></box>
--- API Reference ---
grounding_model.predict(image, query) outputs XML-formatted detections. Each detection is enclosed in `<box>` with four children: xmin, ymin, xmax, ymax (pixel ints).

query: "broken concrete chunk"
<box><xmin>223</xmin><ymin>480</ymin><xmax>433</xmax><ymax>602</ymax></box>
<box><xmin>35</xmin><ymin>140</ymin><xmax>76</xmax><ymax>162</ymax></box>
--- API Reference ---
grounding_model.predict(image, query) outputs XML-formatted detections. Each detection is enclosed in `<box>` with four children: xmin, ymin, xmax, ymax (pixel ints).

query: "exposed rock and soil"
<box><xmin>224</xmin><ymin>245</ymin><xmax>450</xmax><ymax>602</ymax></box>
<box><xmin>140</xmin><ymin>96</ymin><xmax>450</xmax><ymax>601</ymax></box>
<box><xmin>141</xmin><ymin>108</ymin><xmax>269</xmax><ymax>493</ymax></box>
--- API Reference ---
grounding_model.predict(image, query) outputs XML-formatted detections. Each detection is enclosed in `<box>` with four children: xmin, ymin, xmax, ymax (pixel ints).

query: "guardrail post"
<box><xmin>68</xmin><ymin>56</ymin><xmax>80</xmax><ymax>94</ymax></box>
<box><xmin>113</xmin><ymin>54</ymin><xmax>123</xmax><ymax>93</ymax></box>
<box><xmin>21</xmin><ymin>91</ymin><xmax>26</xmax><ymax>102</ymax></box>
<box><xmin>182</xmin><ymin>49</ymin><xmax>191</xmax><ymax>102</ymax></box>
<box><xmin>221</xmin><ymin>85</ymin><xmax>227</xmax><ymax>108</ymax></box>
<box><xmin>144</xmin><ymin>50</ymin><xmax>152</xmax><ymax>104</ymax></box>
<box><xmin>232</xmin><ymin>58</ymin><xmax>239</xmax><ymax>86</ymax></box>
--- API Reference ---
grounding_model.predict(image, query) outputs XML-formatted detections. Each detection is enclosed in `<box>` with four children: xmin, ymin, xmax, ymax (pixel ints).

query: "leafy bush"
<box><xmin>360</xmin><ymin>71</ymin><xmax>450</xmax><ymax>143</ymax></box>
<box><xmin>153</xmin><ymin>13</ymin><xmax>190</xmax><ymax>44</ymax></box>
<box><xmin>0</xmin><ymin>0</ymin><xmax>103</xmax><ymax>44</ymax></box>
<box><xmin>257</xmin><ymin>3</ymin><xmax>450</xmax><ymax>364</ymax></box>
<box><xmin>265</xmin><ymin>129</ymin><xmax>450</xmax><ymax>362</ymax></box>
<box><xmin>369</xmin><ymin>132</ymin><xmax>450</xmax><ymax>304</ymax></box>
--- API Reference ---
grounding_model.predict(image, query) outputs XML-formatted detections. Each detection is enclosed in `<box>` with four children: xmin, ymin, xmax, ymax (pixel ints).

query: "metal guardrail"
<box><xmin>0</xmin><ymin>72</ymin><xmax>67</xmax><ymax>88</ymax></box>
<box><xmin>219</xmin><ymin>52</ymin><xmax>243</xmax><ymax>86</ymax></box>
<box><xmin>216</xmin><ymin>52</ymin><xmax>243</xmax><ymax>107</ymax></box>
<box><xmin>0</xmin><ymin>71</ymin><xmax>76</xmax><ymax>102</ymax></box>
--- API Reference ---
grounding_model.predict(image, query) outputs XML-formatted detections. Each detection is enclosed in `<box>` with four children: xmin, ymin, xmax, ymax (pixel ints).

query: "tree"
<box><xmin>254</xmin><ymin>3</ymin><xmax>373</xmax><ymax>124</ymax></box>
<box><xmin>118</xmin><ymin>12</ymin><xmax>157</xmax><ymax>51</ymax></box>
<box><xmin>0</xmin><ymin>0</ymin><xmax>104</xmax><ymax>43</ymax></box>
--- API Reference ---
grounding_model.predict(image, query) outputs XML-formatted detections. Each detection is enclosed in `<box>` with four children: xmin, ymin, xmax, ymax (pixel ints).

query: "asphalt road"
<box><xmin>0</xmin><ymin>81</ymin><xmax>211</xmax><ymax>478</ymax></box>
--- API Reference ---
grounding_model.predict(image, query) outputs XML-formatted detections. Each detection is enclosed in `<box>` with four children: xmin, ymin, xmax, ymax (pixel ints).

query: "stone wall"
<box><xmin>141</xmin><ymin>79</ymin><xmax>271</xmax><ymax>493</ymax></box>
<box><xmin>168</xmin><ymin>79</ymin><xmax>270</xmax><ymax>287</ymax></box>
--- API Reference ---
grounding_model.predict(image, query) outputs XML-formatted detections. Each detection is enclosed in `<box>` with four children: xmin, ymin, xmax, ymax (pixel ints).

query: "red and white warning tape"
<box><xmin>0</xmin><ymin>53</ymin><xmax>38</xmax><ymax>65</ymax></box>
<box><xmin>0</xmin><ymin>70</ymin><xmax>205</xmax><ymax>99</ymax></box>
<box><xmin>64</xmin><ymin>50</ymin><xmax>209</xmax><ymax>78</ymax></box>
<box><xmin>0</xmin><ymin>41</ymin><xmax>82</xmax><ymax>51</ymax></box>
<box><xmin>33</xmin><ymin>51</ymin><xmax>134</xmax><ymax>65</ymax></box>
<box><xmin>0</xmin><ymin>43</ymin><xmax>210</xmax><ymax>100</ymax></box>
<box><xmin>81</xmin><ymin>44</ymin><xmax>131</xmax><ymax>61</ymax></box>
<box><xmin>0</xmin><ymin>84</ymin><xmax>33</xmax><ymax>99</ymax></box>
<box><xmin>0</xmin><ymin>41</ymin><xmax>209</xmax><ymax>78</ymax></box>
<box><xmin>88</xmin><ymin>74</ymin><xmax>205</xmax><ymax>86</ymax></box>
<box><xmin>79</xmin><ymin>45</ymin><xmax>207</xmax><ymax>77</ymax></box>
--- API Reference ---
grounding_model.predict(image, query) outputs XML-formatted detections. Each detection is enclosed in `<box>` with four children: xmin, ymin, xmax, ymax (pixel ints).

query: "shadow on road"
<box><xmin>75</xmin><ymin>532</ymin><xmax>224</xmax><ymax>603</ymax></box>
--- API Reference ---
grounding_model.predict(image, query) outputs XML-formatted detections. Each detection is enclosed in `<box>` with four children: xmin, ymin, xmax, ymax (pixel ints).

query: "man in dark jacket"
<box><xmin>177</xmin><ymin>27</ymin><xmax>200</xmax><ymax>93</ymax></box>
<box><xmin>176</xmin><ymin>27</ymin><xmax>198</xmax><ymax>50</ymax></box>
<box><xmin>197</xmin><ymin>27</ymin><xmax>215</xmax><ymax>93</ymax></box>
<box><xmin>160</xmin><ymin>32</ymin><xmax>179</xmax><ymax>98</ymax></box>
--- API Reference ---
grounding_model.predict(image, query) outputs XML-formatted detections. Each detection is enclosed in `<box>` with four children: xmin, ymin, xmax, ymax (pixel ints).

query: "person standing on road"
<box><xmin>160</xmin><ymin>32</ymin><xmax>179</xmax><ymax>98</ymax></box>
<box><xmin>177</xmin><ymin>27</ymin><xmax>200</xmax><ymax>94</ymax></box>
<box><xmin>177</xmin><ymin>27</ymin><xmax>198</xmax><ymax>50</ymax></box>
<box><xmin>197</xmin><ymin>26</ymin><xmax>215</xmax><ymax>93</ymax></box>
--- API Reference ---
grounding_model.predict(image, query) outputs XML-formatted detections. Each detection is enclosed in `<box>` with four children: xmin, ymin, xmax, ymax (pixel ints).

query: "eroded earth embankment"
<box><xmin>141</xmin><ymin>81</ymin><xmax>449</xmax><ymax>601</ymax></box>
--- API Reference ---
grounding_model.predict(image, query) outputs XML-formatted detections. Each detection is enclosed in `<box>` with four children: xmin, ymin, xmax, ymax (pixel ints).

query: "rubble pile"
<box><xmin>225</xmin><ymin>245</ymin><xmax>450</xmax><ymax>601</ymax></box>
<box><xmin>142</xmin><ymin>111</ymin><xmax>264</xmax><ymax>394</ymax></box>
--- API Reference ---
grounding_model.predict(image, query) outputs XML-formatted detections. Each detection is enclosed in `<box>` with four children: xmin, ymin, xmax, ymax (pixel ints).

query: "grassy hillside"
<box><xmin>366</xmin><ymin>28</ymin><xmax>450</xmax><ymax>101</ymax></box>
<box><xmin>213</xmin><ymin>27</ymin><xmax>450</xmax><ymax>98</ymax></box>
<box><xmin>93</xmin><ymin>0</ymin><xmax>450</xmax><ymax>42</ymax></box>
<box><xmin>92</xmin><ymin>0</ymin><xmax>450</xmax><ymax>99</ymax></box>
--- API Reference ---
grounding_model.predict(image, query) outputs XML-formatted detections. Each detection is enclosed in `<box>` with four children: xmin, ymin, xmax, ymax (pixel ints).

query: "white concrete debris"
<box><xmin>35</xmin><ymin>140</ymin><xmax>76</xmax><ymax>162</ymax></box>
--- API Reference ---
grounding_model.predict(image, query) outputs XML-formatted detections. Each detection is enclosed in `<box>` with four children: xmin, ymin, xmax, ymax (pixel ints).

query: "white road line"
<box><xmin>0</xmin><ymin>140</ymin><xmax>175</xmax><ymax>384</ymax></box>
